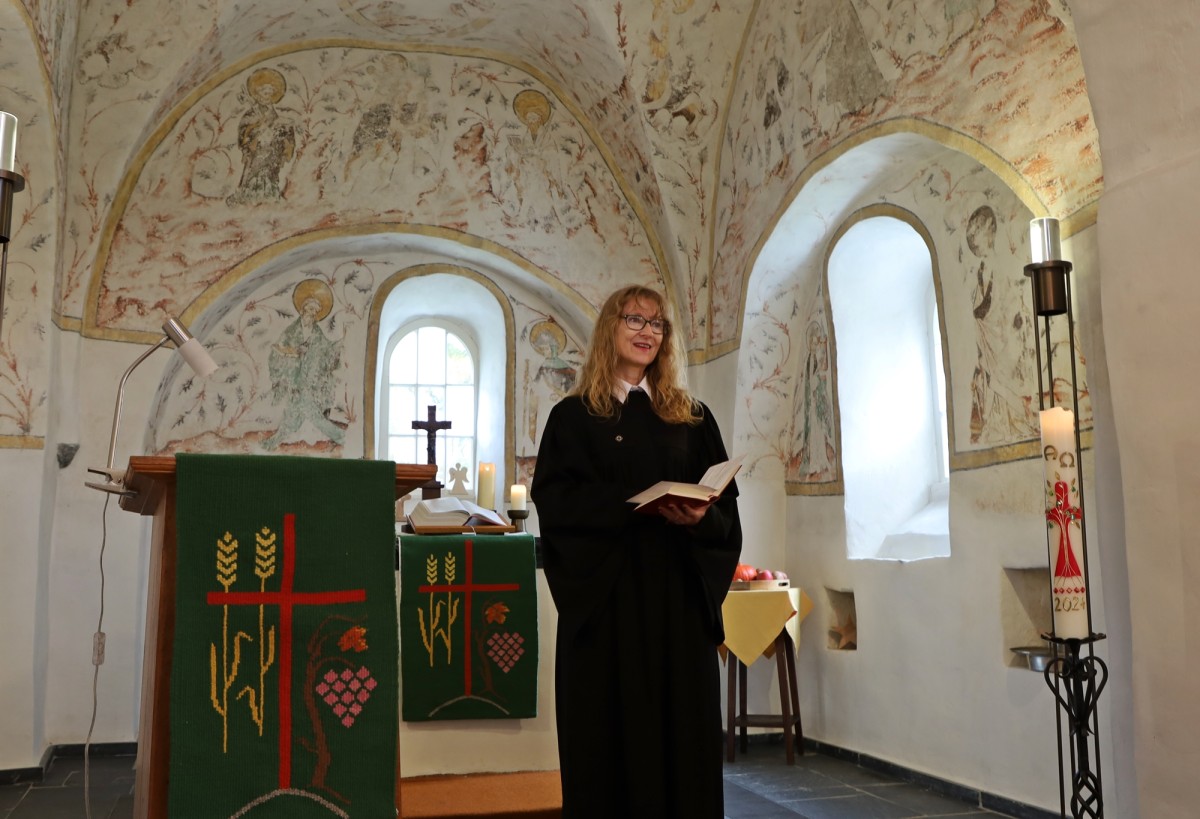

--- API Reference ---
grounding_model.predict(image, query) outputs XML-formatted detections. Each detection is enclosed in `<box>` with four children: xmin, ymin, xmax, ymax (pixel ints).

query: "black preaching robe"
<box><xmin>531</xmin><ymin>391</ymin><xmax>742</xmax><ymax>818</ymax></box>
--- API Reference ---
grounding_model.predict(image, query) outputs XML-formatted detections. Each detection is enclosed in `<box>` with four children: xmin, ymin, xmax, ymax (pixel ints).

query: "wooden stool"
<box><xmin>726</xmin><ymin>627</ymin><xmax>803</xmax><ymax>764</ymax></box>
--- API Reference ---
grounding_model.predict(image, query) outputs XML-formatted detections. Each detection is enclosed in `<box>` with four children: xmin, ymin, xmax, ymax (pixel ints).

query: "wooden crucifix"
<box><xmin>412</xmin><ymin>405</ymin><xmax>452</xmax><ymax>498</ymax></box>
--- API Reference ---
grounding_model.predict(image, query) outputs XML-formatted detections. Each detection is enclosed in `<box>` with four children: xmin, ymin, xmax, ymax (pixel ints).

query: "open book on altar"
<box><xmin>627</xmin><ymin>454</ymin><xmax>744</xmax><ymax>514</ymax></box>
<box><xmin>407</xmin><ymin>497</ymin><xmax>515</xmax><ymax>534</ymax></box>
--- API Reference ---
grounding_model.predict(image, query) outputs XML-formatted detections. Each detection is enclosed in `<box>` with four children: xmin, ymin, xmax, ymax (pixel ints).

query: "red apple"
<box><xmin>755</xmin><ymin>569</ymin><xmax>774</xmax><ymax>581</ymax></box>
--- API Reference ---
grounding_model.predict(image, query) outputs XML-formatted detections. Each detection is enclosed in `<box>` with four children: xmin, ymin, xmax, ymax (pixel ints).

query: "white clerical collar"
<box><xmin>615</xmin><ymin>378</ymin><xmax>654</xmax><ymax>404</ymax></box>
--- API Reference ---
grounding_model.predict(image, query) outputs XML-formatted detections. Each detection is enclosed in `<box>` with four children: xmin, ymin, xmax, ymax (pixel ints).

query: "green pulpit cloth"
<box><xmin>400</xmin><ymin>534</ymin><xmax>538</xmax><ymax>721</ymax></box>
<box><xmin>170</xmin><ymin>454</ymin><xmax>399</xmax><ymax>818</ymax></box>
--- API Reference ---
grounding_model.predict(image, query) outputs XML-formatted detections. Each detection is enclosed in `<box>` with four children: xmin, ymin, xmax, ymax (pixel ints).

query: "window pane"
<box><xmin>446</xmin><ymin>333</ymin><xmax>474</xmax><ymax>385</ymax></box>
<box><xmin>390</xmin><ymin>331</ymin><xmax>418</xmax><ymax>384</ymax></box>
<box><xmin>417</xmin><ymin>386</ymin><xmax>445</xmax><ymax>421</ymax></box>
<box><xmin>446</xmin><ymin>385</ymin><xmax>475</xmax><ymax>429</ymax></box>
<box><xmin>417</xmin><ymin>326</ymin><xmax>446</xmax><ymax>384</ymax></box>
<box><xmin>389</xmin><ymin>385</ymin><xmax>417</xmax><ymax>431</ymax></box>
<box><xmin>388</xmin><ymin>435</ymin><xmax>417</xmax><ymax>465</ymax></box>
<box><xmin>445</xmin><ymin>437</ymin><xmax>475</xmax><ymax>481</ymax></box>
<box><xmin>380</xmin><ymin>320</ymin><xmax>479</xmax><ymax>481</ymax></box>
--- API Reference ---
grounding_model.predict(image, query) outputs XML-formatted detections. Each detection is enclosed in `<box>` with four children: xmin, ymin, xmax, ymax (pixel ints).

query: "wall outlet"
<box><xmin>92</xmin><ymin>632</ymin><xmax>106</xmax><ymax>666</ymax></box>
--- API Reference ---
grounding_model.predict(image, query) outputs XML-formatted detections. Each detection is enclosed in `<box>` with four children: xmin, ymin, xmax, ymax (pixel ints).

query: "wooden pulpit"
<box><xmin>119</xmin><ymin>455</ymin><xmax>435</xmax><ymax>819</ymax></box>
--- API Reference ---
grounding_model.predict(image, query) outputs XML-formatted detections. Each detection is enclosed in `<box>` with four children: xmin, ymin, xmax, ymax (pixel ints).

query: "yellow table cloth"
<box><xmin>721</xmin><ymin>587</ymin><xmax>813</xmax><ymax>666</ymax></box>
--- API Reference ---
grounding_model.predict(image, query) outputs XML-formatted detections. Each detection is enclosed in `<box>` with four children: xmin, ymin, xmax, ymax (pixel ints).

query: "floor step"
<box><xmin>399</xmin><ymin>770</ymin><xmax>562</xmax><ymax>818</ymax></box>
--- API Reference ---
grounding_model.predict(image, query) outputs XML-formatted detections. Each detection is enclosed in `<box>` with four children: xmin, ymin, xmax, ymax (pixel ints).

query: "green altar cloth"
<box><xmin>399</xmin><ymin>534</ymin><xmax>538</xmax><ymax>721</ymax></box>
<box><xmin>169</xmin><ymin>454</ymin><xmax>398</xmax><ymax>818</ymax></box>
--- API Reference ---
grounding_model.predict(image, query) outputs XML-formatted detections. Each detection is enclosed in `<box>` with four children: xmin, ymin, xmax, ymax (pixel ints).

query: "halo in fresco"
<box><xmin>246</xmin><ymin>67</ymin><xmax>287</xmax><ymax>104</ymax></box>
<box><xmin>513</xmin><ymin>90</ymin><xmax>552</xmax><ymax>139</ymax></box>
<box><xmin>293</xmin><ymin>279</ymin><xmax>335</xmax><ymax>321</ymax></box>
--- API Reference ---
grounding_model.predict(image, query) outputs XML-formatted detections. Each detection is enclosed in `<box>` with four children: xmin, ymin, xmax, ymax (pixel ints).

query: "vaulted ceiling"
<box><xmin>12</xmin><ymin>0</ymin><xmax>1100</xmax><ymax>352</ymax></box>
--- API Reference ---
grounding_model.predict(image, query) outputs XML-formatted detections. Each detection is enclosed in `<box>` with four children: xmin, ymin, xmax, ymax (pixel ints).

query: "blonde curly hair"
<box><xmin>572</xmin><ymin>285</ymin><xmax>700</xmax><ymax>425</ymax></box>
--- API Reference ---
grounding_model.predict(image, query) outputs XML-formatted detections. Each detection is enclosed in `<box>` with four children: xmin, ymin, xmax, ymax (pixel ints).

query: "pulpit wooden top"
<box><xmin>119</xmin><ymin>455</ymin><xmax>437</xmax><ymax>515</ymax></box>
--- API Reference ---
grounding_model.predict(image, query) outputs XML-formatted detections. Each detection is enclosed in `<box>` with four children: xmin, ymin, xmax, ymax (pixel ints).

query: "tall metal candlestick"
<box><xmin>1024</xmin><ymin>217</ymin><xmax>1107</xmax><ymax>818</ymax></box>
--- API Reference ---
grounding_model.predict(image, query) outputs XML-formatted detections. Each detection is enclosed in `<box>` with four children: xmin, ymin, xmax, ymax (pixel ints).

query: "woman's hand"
<box><xmin>659</xmin><ymin>501</ymin><xmax>709</xmax><ymax>527</ymax></box>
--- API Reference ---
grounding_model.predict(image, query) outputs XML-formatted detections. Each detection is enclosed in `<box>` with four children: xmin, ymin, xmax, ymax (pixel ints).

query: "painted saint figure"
<box><xmin>227</xmin><ymin>67</ymin><xmax>297</xmax><ymax>206</ymax></box>
<box><xmin>499</xmin><ymin>90</ymin><xmax>576</xmax><ymax>231</ymax></box>
<box><xmin>342</xmin><ymin>55</ymin><xmax>433</xmax><ymax>193</ymax></box>
<box><xmin>264</xmin><ymin>279</ymin><xmax>345</xmax><ymax>450</ymax></box>
<box><xmin>965</xmin><ymin>203</ymin><xmax>1036</xmax><ymax>444</ymax></box>
<box><xmin>798</xmin><ymin>318</ymin><xmax>836</xmax><ymax>481</ymax></box>
<box><xmin>530</xmin><ymin>320</ymin><xmax>577</xmax><ymax>397</ymax></box>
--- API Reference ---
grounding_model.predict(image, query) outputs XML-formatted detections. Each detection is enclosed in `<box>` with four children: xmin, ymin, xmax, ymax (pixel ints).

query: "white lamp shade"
<box><xmin>0</xmin><ymin>112</ymin><xmax>16</xmax><ymax>174</ymax></box>
<box><xmin>178</xmin><ymin>337</ymin><xmax>218</xmax><ymax>377</ymax></box>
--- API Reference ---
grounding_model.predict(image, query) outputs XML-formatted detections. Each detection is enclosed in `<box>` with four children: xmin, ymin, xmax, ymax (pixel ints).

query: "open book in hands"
<box><xmin>626</xmin><ymin>455</ymin><xmax>744</xmax><ymax>515</ymax></box>
<box><xmin>407</xmin><ymin>497</ymin><xmax>510</xmax><ymax>533</ymax></box>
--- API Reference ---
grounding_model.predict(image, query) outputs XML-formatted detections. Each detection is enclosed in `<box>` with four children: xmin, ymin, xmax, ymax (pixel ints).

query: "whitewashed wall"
<box><xmin>1072</xmin><ymin>1</ymin><xmax>1200</xmax><ymax>815</ymax></box>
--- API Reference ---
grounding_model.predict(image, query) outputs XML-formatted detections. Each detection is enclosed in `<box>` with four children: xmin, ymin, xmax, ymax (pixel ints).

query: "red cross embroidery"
<box><xmin>207</xmin><ymin>513</ymin><xmax>366</xmax><ymax>790</ymax></box>
<box><xmin>418</xmin><ymin>538</ymin><xmax>519</xmax><ymax>696</ymax></box>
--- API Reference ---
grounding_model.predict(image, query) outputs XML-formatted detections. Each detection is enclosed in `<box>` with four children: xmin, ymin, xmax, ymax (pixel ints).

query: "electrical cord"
<box><xmin>83</xmin><ymin>491</ymin><xmax>110</xmax><ymax>819</ymax></box>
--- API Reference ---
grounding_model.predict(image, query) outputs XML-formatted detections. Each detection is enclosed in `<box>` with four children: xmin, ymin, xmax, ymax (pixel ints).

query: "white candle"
<box><xmin>510</xmin><ymin>484</ymin><xmax>527</xmax><ymax>511</ymax></box>
<box><xmin>1039</xmin><ymin>407</ymin><xmax>1088</xmax><ymax>639</ymax></box>
<box><xmin>1030</xmin><ymin>217</ymin><xmax>1062</xmax><ymax>265</ymax></box>
<box><xmin>476</xmin><ymin>462</ymin><xmax>496</xmax><ymax>510</ymax></box>
<box><xmin>0</xmin><ymin>112</ymin><xmax>17</xmax><ymax>174</ymax></box>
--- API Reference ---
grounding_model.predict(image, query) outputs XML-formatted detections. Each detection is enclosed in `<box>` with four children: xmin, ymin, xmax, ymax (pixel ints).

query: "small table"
<box><xmin>721</xmin><ymin>587</ymin><xmax>812</xmax><ymax>764</ymax></box>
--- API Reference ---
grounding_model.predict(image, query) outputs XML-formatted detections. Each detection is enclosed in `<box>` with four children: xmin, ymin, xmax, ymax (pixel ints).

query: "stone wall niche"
<box><xmin>824</xmin><ymin>587</ymin><xmax>857</xmax><ymax>651</ymax></box>
<box><xmin>1001</xmin><ymin>567</ymin><xmax>1052</xmax><ymax>668</ymax></box>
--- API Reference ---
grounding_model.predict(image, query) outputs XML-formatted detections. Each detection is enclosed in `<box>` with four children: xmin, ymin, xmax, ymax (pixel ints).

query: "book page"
<box><xmin>411</xmin><ymin>497</ymin><xmax>507</xmax><ymax>526</ymax></box>
<box><xmin>418</xmin><ymin>497</ymin><xmax>469</xmax><ymax>518</ymax></box>
<box><xmin>457</xmin><ymin>498</ymin><xmax>506</xmax><ymax>526</ymax></box>
<box><xmin>626</xmin><ymin>456</ymin><xmax>744</xmax><ymax>507</ymax></box>
<box><xmin>697</xmin><ymin>454</ymin><xmax>744</xmax><ymax>493</ymax></box>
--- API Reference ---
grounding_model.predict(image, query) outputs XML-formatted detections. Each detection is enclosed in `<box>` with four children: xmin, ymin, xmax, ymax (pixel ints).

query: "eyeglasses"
<box><xmin>620</xmin><ymin>314</ymin><xmax>668</xmax><ymax>334</ymax></box>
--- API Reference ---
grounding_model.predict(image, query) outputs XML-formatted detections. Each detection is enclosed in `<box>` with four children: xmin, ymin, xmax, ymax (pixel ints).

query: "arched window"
<box><xmin>372</xmin><ymin>270</ymin><xmax>508</xmax><ymax>509</ymax></box>
<box><xmin>381</xmin><ymin>321</ymin><xmax>478</xmax><ymax>490</ymax></box>
<box><xmin>828</xmin><ymin>214</ymin><xmax>950</xmax><ymax>561</ymax></box>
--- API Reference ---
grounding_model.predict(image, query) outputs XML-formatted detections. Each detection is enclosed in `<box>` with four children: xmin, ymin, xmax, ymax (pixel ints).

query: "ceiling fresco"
<box><xmin>45</xmin><ymin>0</ymin><xmax>1098</xmax><ymax>341</ymax></box>
<box><xmin>713</xmin><ymin>0</ymin><xmax>1098</xmax><ymax>347</ymax></box>
<box><xmin>1</xmin><ymin>0</ymin><xmax>1100</xmax><ymax>448</ymax></box>
<box><xmin>88</xmin><ymin>48</ymin><xmax>658</xmax><ymax>337</ymax></box>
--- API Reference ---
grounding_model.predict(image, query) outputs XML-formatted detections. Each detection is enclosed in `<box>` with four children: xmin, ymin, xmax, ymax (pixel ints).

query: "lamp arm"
<box><xmin>102</xmin><ymin>334</ymin><xmax>170</xmax><ymax>472</ymax></box>
<box><xmin>0</xmin><ymin>242</ymin><xmax>8</xmax><ymax>336</ymax></box>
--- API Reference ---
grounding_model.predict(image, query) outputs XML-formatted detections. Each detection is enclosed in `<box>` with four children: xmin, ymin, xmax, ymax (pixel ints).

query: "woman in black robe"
<box><xmin>531</xmin><ymin>285</ymin><xmax>742</xmax><ymax>818</ymax></box>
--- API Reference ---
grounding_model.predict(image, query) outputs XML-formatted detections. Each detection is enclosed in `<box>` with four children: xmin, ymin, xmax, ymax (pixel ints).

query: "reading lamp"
<box><xmin>0</xmin><ymin>111</ymin><xmax>26</xmax><ymax>336</ymax></box>
<box><xmin>85</xmin><ymin>317</ymin><xmax>218</xmax><ymax>494</ymax></box>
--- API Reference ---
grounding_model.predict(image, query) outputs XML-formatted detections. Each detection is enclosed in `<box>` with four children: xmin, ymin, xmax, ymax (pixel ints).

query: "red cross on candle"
<box><xmin>1047</xmin><ymin>480</ymin><xmax>1084</xmax><ymax>586</ymax></box>
<box><xmin>418</xmin><ymin>538</ymin><xmax>519</xmax><ymax>696</ymax></box>
<box><xmin>207</xmin><ymin>513</ymin><xmax>366</xmax><ymax>790</ymax></box>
